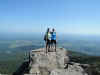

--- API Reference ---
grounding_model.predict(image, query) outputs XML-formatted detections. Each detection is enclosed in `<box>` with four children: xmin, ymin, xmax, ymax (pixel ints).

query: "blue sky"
<box><xmin>0</xmin><ymin>0</ymin><xmax>100</xmax><ymax>35</ymax></box>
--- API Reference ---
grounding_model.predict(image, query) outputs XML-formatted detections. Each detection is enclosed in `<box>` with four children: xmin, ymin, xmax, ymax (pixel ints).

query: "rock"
<box><xmin>24</xmin><ymin>48</ymin><xmax>88</xmax><ymax>75</ymax></box>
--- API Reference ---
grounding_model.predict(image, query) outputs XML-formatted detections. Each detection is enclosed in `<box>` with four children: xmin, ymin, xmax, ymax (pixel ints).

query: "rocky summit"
<box><xmin>24</xmin><ymin>48</ymin><xmax>89</xmax><ymax>75</ymax></box>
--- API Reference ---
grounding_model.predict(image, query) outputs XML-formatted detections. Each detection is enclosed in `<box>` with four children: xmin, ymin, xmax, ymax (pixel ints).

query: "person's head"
<box><xmin>47</xmin><ymin>28</ymin><xmax>50</xmax><ymax>33</ymax></box>
<box><xmin>52</xmin><ymin>28</ymin><xmax>55</xmax><ymax>32</ymax></box>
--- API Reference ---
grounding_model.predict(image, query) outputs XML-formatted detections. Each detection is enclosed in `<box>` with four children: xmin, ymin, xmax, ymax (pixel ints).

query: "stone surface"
<box><xmin>24</xmin><ymin>48</ymin><xmax>88</xmax><ymax>75</ymax></box>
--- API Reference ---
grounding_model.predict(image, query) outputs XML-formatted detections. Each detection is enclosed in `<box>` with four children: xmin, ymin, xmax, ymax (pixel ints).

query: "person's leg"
<box><xmin>52</xmin><ymin>40</ymin><xmax>55</xmax><ymax>52</ymax></box>
<box><xmin>49</xmin><ymin>40</ymin><xmax>51</xmax><ymax>51</ymax></box>
<box><xmin>55</xmin><ymin>40</ymin><xmax>56</xmax><ymax>52</ymax></box>
<box><xmin>48</xmin><ymin>44</ymin><xmax>50</xmax><ymax>52</ymax></box>
<box><xmin>52</xmin><ymin>43</ymin><xmax>54</xmax><ymax>51</ymax></box>
<box><xmin>48</xmin><ymin>41</ymin><xmax>50</xmax><ymax>52</ymax></box>
<box><xmin>46</xmin><ymin>41</ymin><xmax>48</xmax><ymax>53</ymax></box>
<box><xmin>51</xmin><ymin>40</ymin><xmax>53</xmax><ymax>51</ymax></box>
<box><xmin>46</xmin><ymin>40</ymin><xmax>49</xmax><ymax>53</ymax></box>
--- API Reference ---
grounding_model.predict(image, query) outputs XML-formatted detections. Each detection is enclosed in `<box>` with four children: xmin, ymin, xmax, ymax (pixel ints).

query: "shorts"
<box><xmin>51</xmin><ymin>40</ymin><xmax>56</xmax><ymax>44</ymax></box>
<box><xmin>46</xmin><ymin>39</ymin><xmax>51</xmax><ymax>45</ymax></box>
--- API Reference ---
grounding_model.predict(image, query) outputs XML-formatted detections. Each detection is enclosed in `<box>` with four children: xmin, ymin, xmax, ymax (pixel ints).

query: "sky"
<box><xmin>0</xmin><ymin>0</ymin><xmax>100</xmax><ymax>35</ymax></box>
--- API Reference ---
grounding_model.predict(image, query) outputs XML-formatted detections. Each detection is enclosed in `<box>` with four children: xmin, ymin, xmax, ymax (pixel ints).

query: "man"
<box><xmin>51</xmin><ymin>28</ymin><xmax>56</xmax><ymax>52</ymax></box>
<box><xmin>44</xmin><ymin>28</ymin><xmax>51</xmax><ymax>53</ymax></box>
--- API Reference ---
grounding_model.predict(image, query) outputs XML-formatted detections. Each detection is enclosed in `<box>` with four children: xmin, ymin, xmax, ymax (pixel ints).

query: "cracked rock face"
<box><xmin>26</xmin><ymin>48</ymin><xmax>88</xmax><ymax>75</ymax></box>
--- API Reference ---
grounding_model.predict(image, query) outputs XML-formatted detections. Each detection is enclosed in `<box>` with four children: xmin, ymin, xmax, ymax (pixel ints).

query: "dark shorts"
<box><xmin>51</xmin><ymin>40</ymin><xmax>56</xmax><ymax>44</ymax></box>
<box><xmin>46</xmin><ymin>40</ymin><xmax>51</xmax><ymax>45</ymax></box>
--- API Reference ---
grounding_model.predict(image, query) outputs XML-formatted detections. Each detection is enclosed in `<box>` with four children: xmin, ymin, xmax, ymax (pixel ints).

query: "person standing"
<box><xmin>44</xmin><ymin>28</ymin><xmax>51</xmax><ymax>53</ymax></box>
<box><xmin>51</xmin><ymin>28</ymin><xmax>56</xmax><ymax>52</ymax></box>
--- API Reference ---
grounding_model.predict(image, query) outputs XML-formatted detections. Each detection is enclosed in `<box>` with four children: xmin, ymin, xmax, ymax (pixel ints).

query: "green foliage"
<box><xmin>68</xmin><ymin>50</ymin><xmax>100</xmax><ymax>71</ymax></box>
<box><xmin>0</xmin><ymin>51</ymin><xmax>25</xmax><ymax>74</ymax></box>
<box><xmin>0</xmin><ymin>40</ymin><xmax>43</xmax><ymax>74</ymax></box>
<box><xmin>0</xmin><ymin>38</ymin><xmax>100</xmax><ymax>74</ymax></box>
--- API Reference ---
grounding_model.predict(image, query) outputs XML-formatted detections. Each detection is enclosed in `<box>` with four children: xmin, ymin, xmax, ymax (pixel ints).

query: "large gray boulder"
<box><xmin>24</xmin><ymin>48</ymin><xmax>88</xmax><ymax>75</ymax></box>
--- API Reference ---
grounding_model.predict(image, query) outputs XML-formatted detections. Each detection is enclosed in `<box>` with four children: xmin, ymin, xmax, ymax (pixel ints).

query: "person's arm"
<box><xmin>56</xmin><ymin>33</ymin><xmax>57</xmax><ymax>41</ymax></box>
<box><xmin>56</xmin><ymin>32</ymin><xmax>57</xmax><ymax>43</ymax></box>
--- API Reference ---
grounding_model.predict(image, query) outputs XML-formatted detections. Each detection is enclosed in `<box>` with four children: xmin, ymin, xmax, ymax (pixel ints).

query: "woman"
<box><xmin>44</xmin><ymin>28</ymin><xmax>51</xmax><ymax>53</ymax></box>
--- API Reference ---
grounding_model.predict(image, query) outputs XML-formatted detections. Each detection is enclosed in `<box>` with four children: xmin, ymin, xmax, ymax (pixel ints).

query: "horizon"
<box><xmin>0</xmin><ymin>32</ymin><xmax>100</xmax><ymax>41</ymax></box>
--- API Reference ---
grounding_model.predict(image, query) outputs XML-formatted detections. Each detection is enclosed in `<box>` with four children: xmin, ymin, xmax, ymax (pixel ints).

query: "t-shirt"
<box><xmin>47</xmin><ymin>32</ymin><xmax>51</xmax><ymax>40</ymax></box>
<box><xmin>51</xmin><ymin>32</ymin><xmax>56</xmax><ymax>40</ymax></box>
